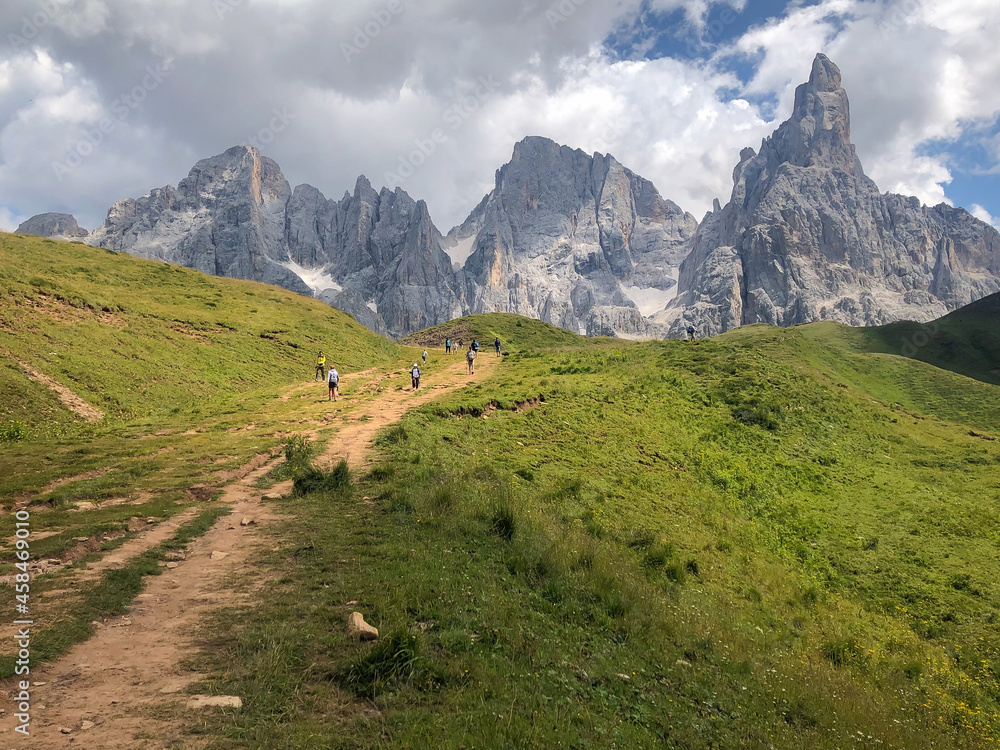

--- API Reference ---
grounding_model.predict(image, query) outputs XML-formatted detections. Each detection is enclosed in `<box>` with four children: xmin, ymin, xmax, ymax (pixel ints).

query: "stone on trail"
<box><xmin>60</xmin><ymin>727</ymin><xmax>72</xmax><ymax>734</ymax></box>
<box><xmin>127</xmin><ymin>517</ymin><xmax>147</xmax><ymax>532</ymax></box>
<box><xmin>240</xmin><ymin>517</ymin><xmax>255</xmax><ymax>526</ymax></box>
<box><xmin>186</xmin><ymin>695</ymin><xmax>243</xmax><ymax>710</ymax></box>
<box><xmin>81</xmin><ymin>720</ymin><xmax>95</xmax><ymax>730</ymax></box>
<box><xmin>347</xmin><ymin>611</ymin><xmax>379</xmax><ymax>641</ymax></box>
<box><xmin>210</xmin><ymin>550</ymin><xmax>228</xmax><ymax>560</ymax></box>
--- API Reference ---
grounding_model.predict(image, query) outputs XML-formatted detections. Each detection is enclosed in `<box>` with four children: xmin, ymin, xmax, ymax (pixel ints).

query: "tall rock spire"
<box><xmin>770</xmin><ymin>53</ymin><xmax>857</xmax><ymax>170</ymax></box>
<box><xmin>657</xmin><ymin>54</ymin><xmax>1000</xmax><ymax>337</ymax></box>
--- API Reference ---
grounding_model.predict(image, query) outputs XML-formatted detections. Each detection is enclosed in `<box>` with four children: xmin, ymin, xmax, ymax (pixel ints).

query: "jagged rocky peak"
<box><xmin>770</xmin><ymin>53</ymin><xmax>857</xmax><ymax>170</ymax></box>
<box><xmin>87</xmin><ymin>144</ymin><xmax>464</xmax><ymax>339</ymax></box>
<box><xmin>660</xmin><ymin>52</ymin><xmax>1000</xmax><ymax>337</ymax></box>
<box><xmin>16</xmin><ymin>213</ymin><xmax>88</xmax><ymax>240</ymax></box>
<box><xmin>449</xmin><ymin>135</ymin><xmax>698</xmax><ymax>338</ymax></box>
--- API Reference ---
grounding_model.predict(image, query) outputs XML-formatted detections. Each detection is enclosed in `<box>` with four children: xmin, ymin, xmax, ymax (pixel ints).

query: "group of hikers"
<box><xmin>312</xmin><ymin>335</ymin><xmax>502</xmax><ymax>399</ymax></box>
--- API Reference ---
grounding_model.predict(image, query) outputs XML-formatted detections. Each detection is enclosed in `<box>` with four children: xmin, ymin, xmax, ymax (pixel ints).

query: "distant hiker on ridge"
<box><xmin>494</xmin><ymin>337</ymin><xmax>501</xmax><ymax>357</ymax></box>
<box><xmin>315</xmin><ymin>351</ymin><xmax>326</xmax><ymax>381</ymax></box>
<box><xmin>466</xmin><ymin>344</ymin><xmax>476</xmax><ymax>375</ymax></box>
<box><xmin>687</xmin><ymin>325</ymin><xmax>696</xmax><ymax>341</ymax></box>
<box><xmin>327</xmin><ymin>365</ymin><xmax>340</xmax><ymax>401</ymax></box>
<box><xmin>411</xmin><ymin>363</ymin><xmax>422</xmax><ymax>390</ymax></box>
<box><xmin>458</xmin><ymin>338</ymin><xmax>464</xmax><ymax>350</ymax></box>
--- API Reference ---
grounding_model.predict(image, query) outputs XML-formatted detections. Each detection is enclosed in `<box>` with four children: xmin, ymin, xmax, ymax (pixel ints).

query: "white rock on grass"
<box><xmin>347</xmin><ymin>612</ymin><xmax>379</xmax><ymax>641</ymax></box>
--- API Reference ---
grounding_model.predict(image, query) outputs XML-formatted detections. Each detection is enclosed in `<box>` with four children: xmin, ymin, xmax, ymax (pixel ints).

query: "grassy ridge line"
<box><xmin>192</xmin><ymin>326</ymin><xmax>999</xmax><ymax>748</ymax></box>
<box><xmin>0</xmin><ymin>233</ymin><xmax>398</xmax><ymax>429</ymax></box>
<box><xmin>856</xmin><ymin>291</ymin><xmax>1000</xmax><ymax>386</ymax></box>
<box><xmin>789</xmin><ymin>322</ymin><xmax>1000</xmax><ymax>430</ymax></box>
<box><xmin>399</xmin><ymin>312</ymin><xmax>618</xmax><ymax>352</ymax></box>
<box><xmin>0</xmin><ymin>504</ymin><xmax>229</xmax><ymax>677</ymax></box>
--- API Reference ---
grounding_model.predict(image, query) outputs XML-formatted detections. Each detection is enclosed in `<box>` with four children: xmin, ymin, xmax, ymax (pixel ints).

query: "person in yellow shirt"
<box><xmin>315</xmin><ymin>351</ymin><xmax>326</xmax><ymax>381</ymax></box>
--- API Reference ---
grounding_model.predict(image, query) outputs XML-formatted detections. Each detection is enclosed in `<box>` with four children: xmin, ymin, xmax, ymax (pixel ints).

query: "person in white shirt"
<box><xmin>327</xmin><ymin>366</ymin><xmax>340</xmax><ymax>401</ymax></box>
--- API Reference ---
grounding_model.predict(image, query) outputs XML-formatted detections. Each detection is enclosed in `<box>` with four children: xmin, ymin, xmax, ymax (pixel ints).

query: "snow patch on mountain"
<box><xmin>620</xmin><ymin>278</ymin><xmax>679</xmax><ymax>317</ymax></box>
<box><xmin>282</xmin><ymin>259</ymin><xmax>341</xmax><ymax>295</ymax></box>
<box><xmin>442</xmin><ymin>234</ymin><xmax>477</xmax><ymax>269</ymax></box>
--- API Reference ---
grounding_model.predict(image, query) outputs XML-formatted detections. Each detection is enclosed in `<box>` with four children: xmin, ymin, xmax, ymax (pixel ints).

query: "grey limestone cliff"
<box><xmin>87</xmin><ymin>146</ymin><xmax>463</xmax><ymax>339</ymax></box>
<box><xmin>658</xmin><ymin>54</ymin><xmax>1000</xmax><ymax>336</ymax></box>
<box><xmin>447</xmin><ymin>136</ymin><xmax>698</xmax><ymax>338</ymax></box>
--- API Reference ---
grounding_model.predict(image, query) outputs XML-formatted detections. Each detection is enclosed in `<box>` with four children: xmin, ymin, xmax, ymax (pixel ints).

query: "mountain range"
<box><xmin>17</xmin><ymin>54</ymin><xmax>1000</xmax><ymax>339</ymax></box>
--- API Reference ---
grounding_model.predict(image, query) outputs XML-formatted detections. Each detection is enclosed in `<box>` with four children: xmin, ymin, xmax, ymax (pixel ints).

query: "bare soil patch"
<box><xmin>5</xmin><ymin>352</ymin><xmax>105</xmax><ymax>422</ymax></box>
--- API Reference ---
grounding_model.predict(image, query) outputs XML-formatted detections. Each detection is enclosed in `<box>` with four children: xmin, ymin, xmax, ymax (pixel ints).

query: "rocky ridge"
<box><xmin>86</xmin><ymin>147</ymin><xmax>462</xmax><ymax>339</ymax></box>
<box><xmin>657</xmin><ymin>54</ymin><xmax>1000</xmax><ymax>336</ymax></box>
<box><xmin>450</xmin><ymin>136</ymin><xmax>698</xmax><ymax>338</ymax></box>
<box><xmin>25</xmin><ymin>52</ymin><xmax>1000</xmax><ymax>340</ymax></box>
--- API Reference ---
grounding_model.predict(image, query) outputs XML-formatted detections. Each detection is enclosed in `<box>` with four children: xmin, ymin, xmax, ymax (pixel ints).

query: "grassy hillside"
<box><xmin>855</xmin><ymin>292</ymin><xmax>1000</xmax><ymax>386</ymax></box>
<box><xmin>196</xmin><ymin>322</ymin><xmax>1000</xmax><ymax>749</ymax></box>
<box><xmin>400</xmin><ymin>312</ymin><xmax>614</xmax><ymax>352</ymax></box>
<box><xmin>0</xmin><ymin>232</ymin><xmax>397</xmax><ymax>434</ymax></box>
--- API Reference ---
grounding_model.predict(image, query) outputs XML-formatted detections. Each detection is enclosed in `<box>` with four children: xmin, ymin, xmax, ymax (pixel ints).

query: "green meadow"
<box><xmin>198</xmin><ymin>320</ymin><xmax>1000</xmax><ymax>749</ymax></box>
<box><xmin>2</xmin><ymin>232</ymin><xmax>999</xmax><ymax>748</ymax></box>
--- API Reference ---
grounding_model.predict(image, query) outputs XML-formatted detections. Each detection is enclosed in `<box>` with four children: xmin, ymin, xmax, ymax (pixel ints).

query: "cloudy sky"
<box><xmin>1</xmin><ymin>0</ymin><xmax>999</xmax><ymax>234</ymax></box>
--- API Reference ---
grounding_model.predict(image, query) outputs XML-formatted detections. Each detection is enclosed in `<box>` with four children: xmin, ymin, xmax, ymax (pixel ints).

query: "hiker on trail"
<box><xmin>446</xmin><ymin>338</ymin><xmax>452</xmax><ymax>354</ymax></box>
<box><xmin>687</xmin><ymin>325</ymin><xmax>696</xmax><ymax>341</ymax></box>
<box><xmin>422</xmin><ymin>350</ymin><xmax>428</xmax><ymax>363</ymax></box>
<box><xmin>472</xmin><ymin>339</ymin><xmax>480</xmax><ymax>353</ymax></box>
<box><xmin>411</xmin><ymin>363</ymin><xmax>422</xmax><ymax>390</ymax></box>
<box><xmin>494</xmin><ymin>337</ymin><xmax>501</xmax><ymax>357</ymax></box>
<box><xmin>327</xmin><ymin>366</ymin><xmax>340</xmax><ymax>401</ymax></box>
<box><xmin>466</xmin><ymin>345</ymin><xmax>476</xmax><ymax>375</ymax></box>
<box><xmin>458</xmin><ymin>338</ymin><xmax>464</xmax><ymax>350</ymax></box>
<box><xmin>315</xmin><ymin>351</ymin><xmax>326</xmax><ymax>381</ymax></box>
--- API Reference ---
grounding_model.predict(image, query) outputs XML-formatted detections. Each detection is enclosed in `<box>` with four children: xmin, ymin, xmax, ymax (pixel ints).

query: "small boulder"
<box><xmin>240</xmin><ymin>517</ymin><xmax>255</xmax><ymax>527</ymax></box>
<box><xmin>127</xmin><ymin>517</ymin><xmax>147</xmax><ymax>532</ymax></box>
<box><xmin>210</xmin><ymin>551</ymin><xmax>228</xmax><ymax>560</ymax></box>
<box><xmin>347</xmin><ymin>612</ymin><xmax>379</xmax><ymax>641</ymax></box>
<box><xmin>81</xmin><ymin>720</ymin><xmax>95</xmax><ymax>730</ymax></box>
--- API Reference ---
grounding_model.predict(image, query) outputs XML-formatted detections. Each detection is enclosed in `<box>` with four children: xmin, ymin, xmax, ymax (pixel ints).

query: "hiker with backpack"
<box><xmin>687</xmin><ymin>325</ymin><xmax>696</xmax><ymax>341</ymax></box>
<box><xmin>422</xmin><ymin>350</ymin><xmax>428</xmax><ymax>363</ymax></box>
<box><xmin>472</xmin><ymin>339</ymin><xmax>480</xmax><ymax>354</ymax></box>
<box><xmin>466</xmin><ymin>345</ymin><xmax>476</xmax><ymax>375</ymax></box>
<box><xmin>494</xmin><ymin>337</ymin><xmax>501</xmax><ymax>357</ymax></box>
<box><xmin>327</xmin><ymin>366</ymin><xmax>340</xmax><ymax>401</ymax></box>
<box><xmin>411</xmin><ymin>363</ymin><xmax>421</xmax><ymax>390</ymax></box>
<box><xmin>314</xmin><ymin>350</ymin><xmax>326</xmax><ymax>381</ymax></box>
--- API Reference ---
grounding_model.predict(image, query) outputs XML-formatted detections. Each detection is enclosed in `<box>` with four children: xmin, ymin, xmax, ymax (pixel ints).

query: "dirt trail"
<box><xmin>6</xmin><ymin>353</ymin><xmax>105</xmax><ymax>423</ymax></box>
<box><xmin>0</xmin><ymin>353</ymin><xmax>497</xmax><ymax>748</ymax></box>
